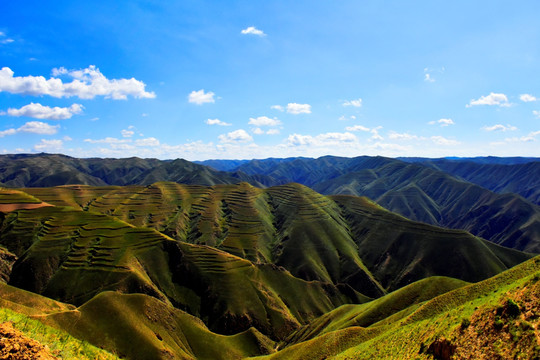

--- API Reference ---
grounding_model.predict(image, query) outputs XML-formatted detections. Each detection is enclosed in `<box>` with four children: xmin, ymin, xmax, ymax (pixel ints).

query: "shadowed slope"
<box><xmin>413</xmin><ymin>158</ymin><xmax>540</xmax><ymax>205</ymax></box>
<box><xmin>315</xmin><ymin>161</ymin><xmax>540</xmax><ymax>252</ymax></box>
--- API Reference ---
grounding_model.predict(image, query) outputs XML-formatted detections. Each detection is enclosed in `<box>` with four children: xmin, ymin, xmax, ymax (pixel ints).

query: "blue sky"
<box><xmin>1</xmin><ymin>0</ymin><xmax>539</xmax><ymax>160</ymax></box>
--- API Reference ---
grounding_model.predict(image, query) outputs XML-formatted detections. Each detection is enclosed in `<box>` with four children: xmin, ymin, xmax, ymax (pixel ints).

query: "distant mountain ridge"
<box><xmin>2</xmin><ymin>153</ymin><xmax>539</xmax><ymax>252</ymax></box>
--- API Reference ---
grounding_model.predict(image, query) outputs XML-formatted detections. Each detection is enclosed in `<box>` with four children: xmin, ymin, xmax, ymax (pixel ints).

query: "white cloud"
<box><xmin>0</xmin><ymin>121</ymin><xmax>60</xmax><ymax>137</ymax></box>
<box><xmin>121</xmin><ymin>129</ymin><xmax>135</xmax><ymax>137</ymax></box>
<box><xmin>218</xmin><ymin>129</ymin><xmax>253</xmax><ymax>143</ymax></box>
<box><xmin>135</xmin><ymin>137</ymin><xmax>160</xmax><ymax>147</ymax></box>
<box><xmin>188</xmin><ymin>89</ymin><xmax>215</xmax><ymax>105</ymax></box>
<box><xmin>286</xmin><ymin>134</ymin><xmax>314</xmax><ymax>146</ymax></box>
<box><xmin>370</xmin><ymin>127</ymin><xmax>383</xmax><ymax>140</ymax></box>
<box><xmin>424</xmin><ymin>73</ymin><xmax>435</xmax><ymax>82</ymax></box>
<box><xmin>0</xmin><ymin>66</ymin><xmax>155</xmax><ymax>100</ymax></box>
<box><xmin>266</xmin><ymin>128</ymin><xmax>280</xmax><ymax>135</ymax></box>
<box><xmin>1</xmin><ymin>103</ymin><xmax>83</xmax><ymax>120</ymax></box>
<box><xmin>0</xmin><ymin>32</ymin><xmax>14</xmax><ymax>45</ymax></box>
<box><xmin>388</xmin><ymin>132</ymin><xmax>422</xmax><ymax>140</ymax></box>
<box><xmin>34</xmin><ymin>139</ymin><xmax>63</xmax><ymax>152</ymax></box>
<box><xmin>533</xmin><ymin>110</ymin><xmax>540</xmax><ymax>118</ymax></box>
<box><xmin>317</xmin><ymin>132</ymin><xmax>356</xmax><ymax>142</ymax></box>
<box><xmin>466</xmin><ymin>92</ymin><xmax>510</xmax><ymax>107</ymax></box>
<box><xmin>287</xmin><ymin>103</ymin><xmax>311</xmax><ymax>114</ymax></box>
<box><xmin>431</xmin><ymin>136</ymin><xmax>460</xmax><ymax>146</ymax></box>
<box><xmin>342</xmin><ymin>98</ymin><xmax>363</xmax><ymax>107</ymax></box>
<box><xmin>520</xmin><ymin>94</ymin><xmax>537</xmax><ymax>102</ymax></box>
<box><xmin>253</xmin><ymin>128</ymin><xmax>264</xmax><ymax>135</ymax></box>
<box><xmin>248</xmin><ymin>116</ymin><xmax>281</xmax><ymax>127</ymax></box>
<box><xmin>84</xmin><ymin>137</ymin><xmax>130</xmax><ymax>144</ymax></box>
<box><xmin>0</xmin><ymin>128</ymin><xmax>17</xmax><ymax>137</ymax></box>
<box><xmin>19</xmin><ymin>121</ymin><xmax>59</xmax><ymax>134</ymax></box>
<box><xmin>271</xmin><ymin>105</ymin><xmax>284</xmax><ymax>111</ymax></box>
<box><xmin>206</xmin><ymin>118</ymin><xmax>231</xmax><ymax>126</ymax></box>
<box><xmin>428</xmin><ymin>118</ymin><xmax>454</xmax><ymax>127</ymax></box>
<box><xmin>241</xmin><ymin>26</ymin><xmax>266</xmax><ymax>37</ymax></box>
<box><xmin>482</xmin><ymin>124</ymin><xmax>517</xmax><ymax>132</ymax></box>
<box><xmin>286</xmin><ymin>132</ymin><xmax>356</xmax><ymax>147</ymax></box>
<box><xmin>503</xmin><ymin>131</ymin><xmax>540</xmax><ymax>143</ymax></box>
<box><xmin>345</xmin><ymin>124</ymin><xmax>370</xmax><ymax>132</ymax></box>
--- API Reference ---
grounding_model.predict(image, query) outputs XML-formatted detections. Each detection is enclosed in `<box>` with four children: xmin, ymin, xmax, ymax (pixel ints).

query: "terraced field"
<box><xmin>0</xmin><ymin>183</ymin><xmax>537</xmax><ymax>359</ymax></box>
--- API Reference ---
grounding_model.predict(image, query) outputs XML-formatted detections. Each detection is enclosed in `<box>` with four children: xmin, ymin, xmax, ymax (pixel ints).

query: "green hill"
<box><xmin>0</xmin><ymin>182</ymin><xmax>538</xmax><ymax>359</ymax></box>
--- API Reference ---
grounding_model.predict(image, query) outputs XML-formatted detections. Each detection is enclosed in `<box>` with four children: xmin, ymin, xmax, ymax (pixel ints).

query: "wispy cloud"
<box><xmin>431</xmin><ymin>135</ymin><xmax>460</xmax><ymax>145</ymax></box>
<box><xmin>271</xmin><ymin>105</ymin><xmax>284</xmax><ymax>112</ymax></box>
<box><xmin>1</xmin><ymin>103</ymin><xmax>83</xmax><ymax>120</ymax></box>
<box><xmin>428</xmin><ymin>118</ymin><xmax>454</xmax><ymax>127</ymax></box>
<box><xmin>241</xmin><ymin>26</ymin><xmax>266</xmax><ymax>37</ymax></box>
<box><xmin>206</xmin><ymin>118</ymin><xmax>231</xmax><ymax>126</ymax></box>
<box><xmin>0</xmin><ymin>66</ymin><xmax>155</xmax><ymax>99</ymax></box>
<box><xmin>466</xmin><ymin>92</ymin><xmax>510</xmax><ymax>107</ymax></box>
<box><xmin>218</xmin><ymin>129</ymin><xmax>253</xmax><ymax>143</ymax></box>
<box><xmin>34</xmin><ymin>139</ymin><xmax>63</xmax><ymax>152</ymax></box>
<box><xmin>0</xmin><ymin>121</ymin><xmax>59</xmax><ymax>137</ymax></box>
<box><xmin>388</xmin><ymin>131</ymin><xmax>422</xmax><ymax>140</ymax></box>
<box><xmin>188</xmin><ymin>89</ymin><xmax>215</xmax><ymax>105</ymax></box>
<box><xmin>345</xmin><ymin>124</ymin><xmax>370</xmax><ymax>132</ymax></box>
<box><xmin>286</xmin><ymin>132</ymin><xmax>357</xmax><ymax>146</ymax></box>
<box><xmin>248</xmin><ymin>116</ymin><xmax>281</xmax><ymax>127</ymax></box>
<box><xmin>482</xmin><ymin>124</ymin><xmax>517</xmax><ymax>132</ymax></box>
<box><xmin>424</xmin><ymin>73</ymin><xmax>435</xmax><ymax>82</ymax></box>
<box><xmin>342</xmin><ymin>98</ymin><xmax>362</xmax><ymax>107</ymax></box>
<box><xmin>520</xmin><ymin>94</ymin><xmax>537</xmax><ymax>102</ymax></box>
<box><xmin>286</xmin><ymin>103</ymin><xmax>311</xmax><ymax>114</ymax></box>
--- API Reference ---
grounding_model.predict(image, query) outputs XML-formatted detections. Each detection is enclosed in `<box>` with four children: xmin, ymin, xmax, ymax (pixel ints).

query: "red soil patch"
<box><xmin>0</xmin><ymin>203</ymin><xmax>53</xmax><ymax>212</ymax></box>
<box><xmin>0</xmin><ymin>322</ymin><xmax>59</xmax><ymax>360</ymax></box>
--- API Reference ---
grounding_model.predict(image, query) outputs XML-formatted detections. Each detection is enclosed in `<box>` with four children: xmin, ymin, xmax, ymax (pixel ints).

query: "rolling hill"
<box><xmin>0</xmin><ymin>182</ymin><xmax>538</xmax><ymax>359</ymax></box>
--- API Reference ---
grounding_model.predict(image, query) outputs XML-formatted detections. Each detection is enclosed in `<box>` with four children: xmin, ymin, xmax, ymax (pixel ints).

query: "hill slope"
<box><xmin>9</xmin><ymin>183</ymin><xmax>532</xmax><ymax>296</ymax></box>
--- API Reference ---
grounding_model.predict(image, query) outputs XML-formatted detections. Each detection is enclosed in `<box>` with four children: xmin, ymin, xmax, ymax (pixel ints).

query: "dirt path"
<box><xmin>0</xmin><ymin>203</ymin><xmax>53</xmax><ymax>212</ymax></box>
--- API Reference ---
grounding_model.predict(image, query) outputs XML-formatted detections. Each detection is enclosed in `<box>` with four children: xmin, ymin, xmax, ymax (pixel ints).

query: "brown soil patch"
<box><xmin>0</xmin><ymin>322</ymin><xmax>59</xmax><ymax>360</ymax></box>
<box><xmin>0</xmin><ymin>203</ymin><xmax>53</xmax><ymax>213</ymax></box>
<box><xmin>448</xmin><ymin>276</ymin><xmax>540</xmax><ymax>360</ymax></box>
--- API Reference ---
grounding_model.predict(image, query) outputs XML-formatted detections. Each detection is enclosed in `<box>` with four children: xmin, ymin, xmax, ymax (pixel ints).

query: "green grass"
<box><xmin>252</xmin><ymin>255</ymin><xmax>540</xmax><ymax>360</ymax></box>
<box><xmin>0</xmin><ymin>307</ymin><xmax>117</xmax><ymax>359</ymax></box>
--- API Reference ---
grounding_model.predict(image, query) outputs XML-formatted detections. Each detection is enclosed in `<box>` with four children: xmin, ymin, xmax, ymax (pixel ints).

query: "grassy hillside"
<box><xmin>0</xmin><ymin>201</ymin><xmax>365</xmax><ymax>340</ymax></box>
<box><xmin>254</xmin><ymin>255</ymin><xmax>540</xmax><ymax>360</ymax></box>
<box><xmin>0</xmin><ymin>182</ymin><xmax>538</xmax><ymax>359</ymax></box>
<box><xmin>8</xmin><ymin>183</ymin><xmax>532</xmax><ymax>297</ymax></box>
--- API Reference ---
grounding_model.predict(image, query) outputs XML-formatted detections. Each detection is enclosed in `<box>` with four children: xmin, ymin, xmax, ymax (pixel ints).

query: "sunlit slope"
<box><xmin>255</xmin><ymin>255</ymin><xmax>540</xmax><ymax>360</ymax></box>
<box><xmin>0</xmin><ymin>205</ymin><xmax>358</xmax><ymax>340</ymax></box>
<box><xmin>18</xmin><ymin>182</ymin><xmax>533</xmax><ymax>296</ymax></box>
<box><xmin>283</xmin><ymin>276</ymin><xmax>469</xmax><ymax>346</ymax></box>
<box><xmin>0</xmin><ymin>282</ymin><xmax>276</xmax><ymax>359</ymax></box>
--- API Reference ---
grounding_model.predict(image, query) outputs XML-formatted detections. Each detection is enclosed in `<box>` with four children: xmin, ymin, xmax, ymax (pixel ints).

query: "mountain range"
<box><xmin>0</xmin><ymin>153</ymin><xmax>539</xmax><ymax>359</ymax></box>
